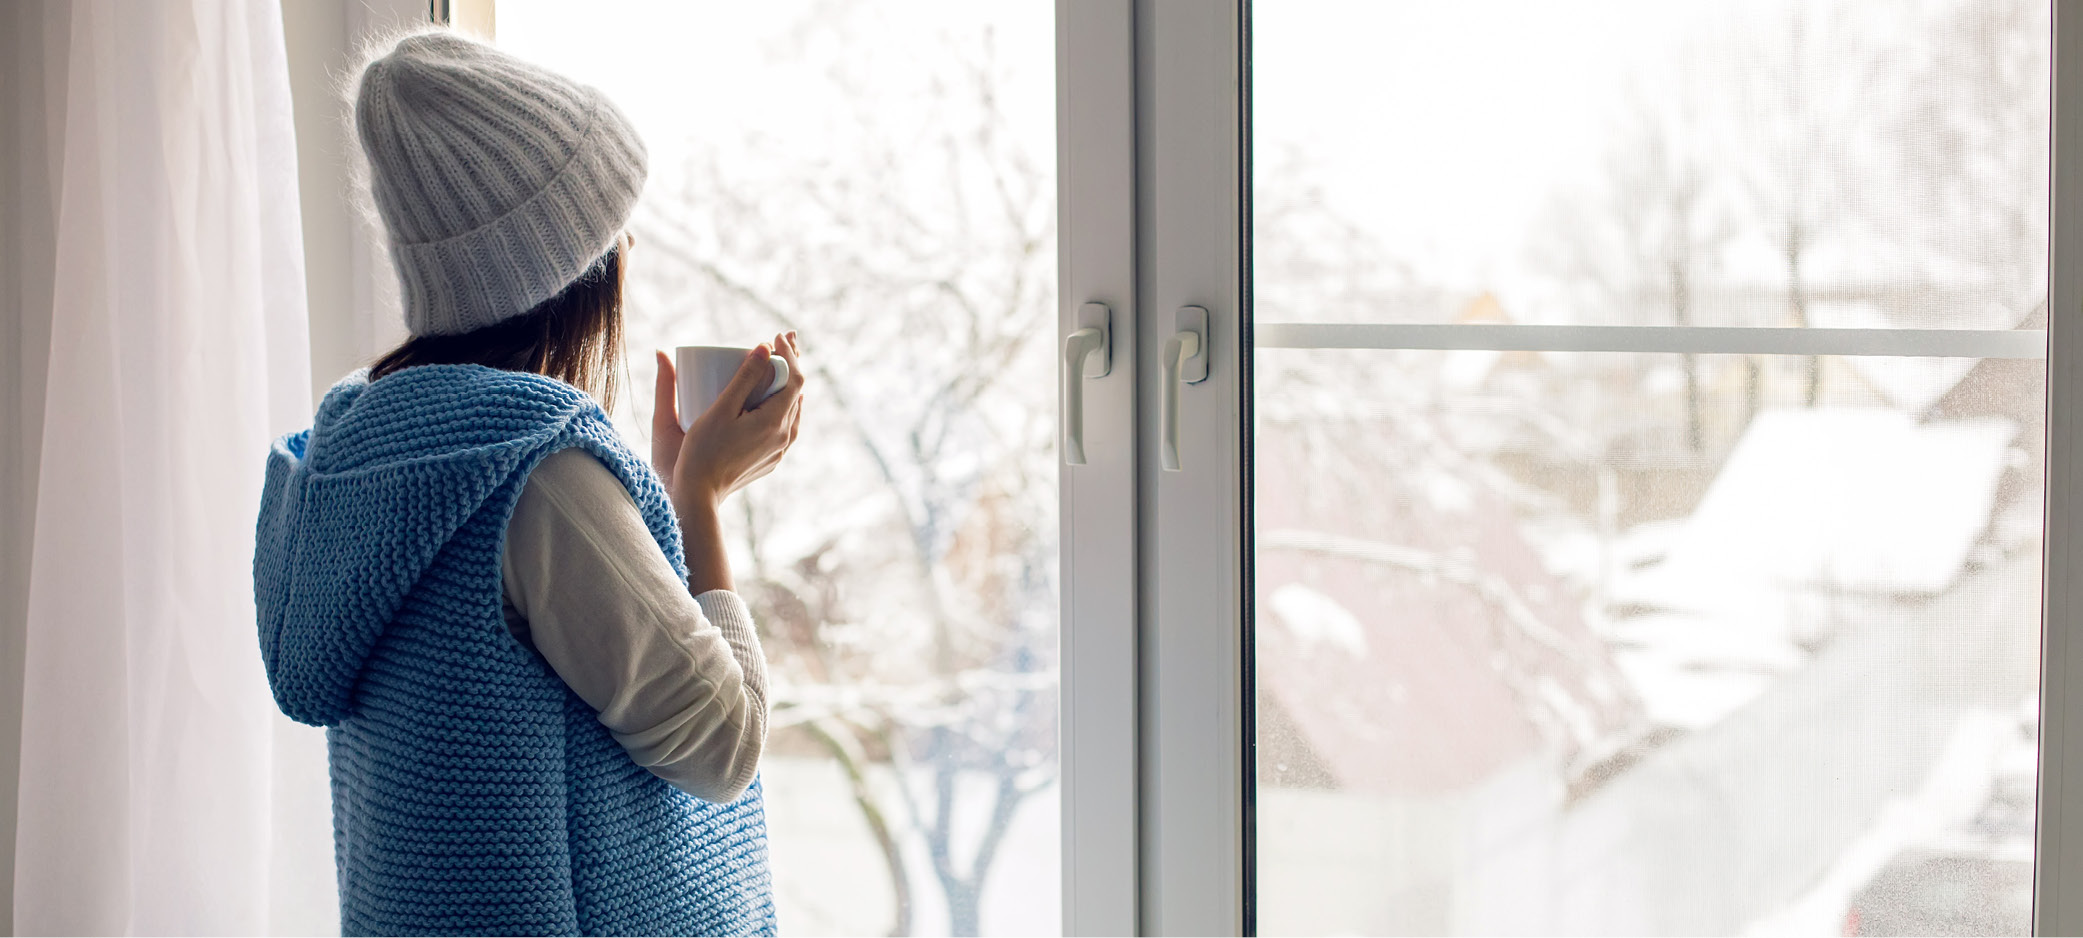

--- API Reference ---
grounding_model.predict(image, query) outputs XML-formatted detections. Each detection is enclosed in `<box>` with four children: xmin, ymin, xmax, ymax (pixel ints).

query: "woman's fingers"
<box><xmin>751</xmin><ymin>332</ymin><xmax>806</xmax><ymax>418</ymax></box>
<box><xmin>758</xmin><ymin>336</ymin><xmax>803</xmax><ymax>417</ymax></box>
<box><xmin>675</xmin><ymin>333</ymin><xmax>806</xmax><ymax>502</ymax></box>
<box><xmin>752</xmin><ymin>374</ymin><xmax>804</xmax><ymax>437</ymax></box>
<box><xmin>773</xmin><ymin>332</ymin><xmax>804</xmax><ymax>389</ymax></box>
<box><xmin>651</xmin><ymin>350</ymin><xmax>684</xmax><ymax>473</ymax></box>
<box><xmin>708</xmin><ymin>343</ymin><xmax>774</xmax><ymax>415</ymax></box>
<box><xmin>651</xmin><ymin>350</ymin><xmax>677</xmax><ymax>430</ymax></box>
<box><xmin>736</xmin><ymin>392</ymin><xmax>801</xmax><ymax>493</ymax></box>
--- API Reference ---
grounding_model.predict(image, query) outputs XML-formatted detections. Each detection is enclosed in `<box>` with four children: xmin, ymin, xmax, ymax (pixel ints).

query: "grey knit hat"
<box><xmin>354</xmin><ymin>31</ymin><xmax>647</xmax><ymax>336</ymax></box>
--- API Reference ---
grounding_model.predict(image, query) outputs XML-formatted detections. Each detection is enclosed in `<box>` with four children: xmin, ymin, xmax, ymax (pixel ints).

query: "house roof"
<box><xmin>1628</xmin><ymin>408</ymin><xmax>2014</xmax><ymax>601</ymax></box>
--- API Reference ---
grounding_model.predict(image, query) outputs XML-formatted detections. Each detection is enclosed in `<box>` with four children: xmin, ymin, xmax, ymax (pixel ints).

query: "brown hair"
<box><xmin>370</xmin><ymin>245</ymin><xmax>626</xmax><ymax>410</ymax></box>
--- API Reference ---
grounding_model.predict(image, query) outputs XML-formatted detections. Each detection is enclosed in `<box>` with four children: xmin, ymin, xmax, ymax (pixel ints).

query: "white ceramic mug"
<box><xmin>674</xmin><ymin>345</ymin><xmax>790</xmax><ymax>431</ymax></box>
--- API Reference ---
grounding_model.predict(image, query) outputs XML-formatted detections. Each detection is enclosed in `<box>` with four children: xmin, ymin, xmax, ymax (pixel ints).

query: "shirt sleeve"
<box><xmin>499</xmin><ymin>447</ymin><xmax>768</xmax><ymax>802</ymax></box>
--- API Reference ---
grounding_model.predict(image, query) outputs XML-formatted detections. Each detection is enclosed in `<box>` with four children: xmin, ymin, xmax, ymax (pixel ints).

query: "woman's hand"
<box><xmin>651</xmin><ymin>332</ymin><xmax>806</xmax><ymax>516</ymax></box>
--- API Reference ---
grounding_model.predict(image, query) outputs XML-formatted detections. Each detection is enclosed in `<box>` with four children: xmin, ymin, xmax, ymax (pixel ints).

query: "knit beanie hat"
<box><xmin>354</xmin><ymin>31</ymin><xmax>647</xmax><ymax>336</ymax></box>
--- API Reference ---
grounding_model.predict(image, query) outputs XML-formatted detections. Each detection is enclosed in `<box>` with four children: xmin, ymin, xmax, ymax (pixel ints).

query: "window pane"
<box><xmin>1251</xmin><ymin>2</ymin><xmax>2049</xmax><ymax>934</ymax></box>
<box><xmin>1253</xmin><ymin>0</ymin><xmax>2049</xmax><ymax>332</ymax></box>
<box><xmin>497</xmin><ymin>5</ymin><xmax>1059</xmax><ymax>935</ymax></box>
<box><xmin>1253</xmin><ymin>348</ymin><xmax>2043</xmax><ymax>935</ymax></box>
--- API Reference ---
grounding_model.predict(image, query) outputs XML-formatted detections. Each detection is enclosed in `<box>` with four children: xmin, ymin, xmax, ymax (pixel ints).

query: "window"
<box><xmin>1108</xmin><ymin>0</ymin><xmax>2081</xmax><ymax>933</ymax></box>
<box><xmin>1237</xmin><ymin>1</ymin><xmax>2055</xmax><ymax>933</ymax></box>
<box><xmin>498</xmin><ymin>4</ymin><xmax>1060</xmax><ymax>934</ymax></box>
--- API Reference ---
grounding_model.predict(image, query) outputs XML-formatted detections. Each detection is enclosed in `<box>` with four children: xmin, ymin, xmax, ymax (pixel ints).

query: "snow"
<box><xmin>1603</xmin><ymin>408</ymin><xmax>2015</xmax><ymax>727</ymax></box>
<box><xmin>1629</xmin><ymin>408</ymin><xmax>2014</xmax><ymax>602</ymax></box>
<box><xmin>1604</xmin><ymin>612</ymin><xmax>1806</xmax><ymax>673</ymax></box>
<box><xmin>1611</xmin><ymin>651</ymin><xmax>1780</xmax><ymax>730</ymax></box>
<box><xmin>1604</xmin><ymin>612</ymin><xmax>1805</xmax><ymax>729</ymax></box>
<box><xmin>1269</xmin><ymin>583</ymin><xmax>1370</xmax><ymax>658</ymax></box>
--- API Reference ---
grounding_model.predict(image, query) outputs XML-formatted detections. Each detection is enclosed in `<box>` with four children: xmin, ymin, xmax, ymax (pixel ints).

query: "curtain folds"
<box><xmin>6</xmin><ymin>0</ymin><xmax>334</xmax><ymax>933</ymax></box>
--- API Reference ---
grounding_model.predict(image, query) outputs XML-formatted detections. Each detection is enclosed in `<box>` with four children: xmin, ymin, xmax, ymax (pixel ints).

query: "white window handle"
<box><xmin>1161</xmin><ymin>306</ymin><xmax>1209</xmax><ymax>472</ymax></box>
<box><xmin>1063</xmin><ymin>302</ymin><xmax>1112</xmax><ymax>465</ymax></box>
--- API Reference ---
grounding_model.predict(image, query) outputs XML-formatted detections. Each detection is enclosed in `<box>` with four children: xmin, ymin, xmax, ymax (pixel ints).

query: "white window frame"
<box><xmin>1060</xmin><ymin>1</ymin><xmax>2083</xmax><ymax>935</ymax></box>
<box><xmin>2035</xmin><ymin>2</ymin><xmax>2083</xmax><ymax>932</ymax></box>
<box><xmin>1128</xmin><ymin>1</ymin><xmax>1252</xmax><ymax>934</ymax></box>
<box><xmin>1059</xmin><ymin>1</ymin><xmax>1253</xmax><ymax>933</ymax></box>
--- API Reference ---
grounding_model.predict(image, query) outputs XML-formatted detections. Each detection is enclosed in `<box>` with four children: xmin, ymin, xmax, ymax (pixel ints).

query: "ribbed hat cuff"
<box><xmin>391</xmin><ymin>89</ymin><xmax>645</xmax><ymax>336</ymax></box>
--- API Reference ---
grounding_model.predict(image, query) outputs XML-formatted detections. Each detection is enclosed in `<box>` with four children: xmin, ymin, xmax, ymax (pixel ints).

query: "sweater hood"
<box><xmin>254</xmin><ymin>365</ymin><xmax>611</xmax><ymax>726</ymax></box>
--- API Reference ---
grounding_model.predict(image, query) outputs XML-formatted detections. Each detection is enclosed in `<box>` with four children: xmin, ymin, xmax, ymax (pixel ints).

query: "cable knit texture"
<box><xmin>254</xmin><ymin>364</ymin><xmax>773</xmax><ymax>936</ymax></box>
<box><xmin>354</xmin><ymin>31</ymin><xmax>647</xmax><ymax>336</ymax></box>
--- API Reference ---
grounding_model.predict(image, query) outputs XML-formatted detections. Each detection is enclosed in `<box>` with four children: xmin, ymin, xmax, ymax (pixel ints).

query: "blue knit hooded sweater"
<box><xmin>254</xmin><ymin>365</ymin><xmax>775</xmax><ymax>936</ymax></box>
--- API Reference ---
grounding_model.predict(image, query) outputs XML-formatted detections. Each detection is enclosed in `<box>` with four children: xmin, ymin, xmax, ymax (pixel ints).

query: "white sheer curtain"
<box><xmin>2</xmin><ymin>0</ymin><xmax>336</xmax><ymax>933</ymax></box>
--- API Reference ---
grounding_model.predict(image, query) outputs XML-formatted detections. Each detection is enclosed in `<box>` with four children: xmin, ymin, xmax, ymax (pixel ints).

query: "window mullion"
<box><xmin>1136</xmin><ymin>0</ymin><xmax>1250</xmax><ymax>933</ymax></box>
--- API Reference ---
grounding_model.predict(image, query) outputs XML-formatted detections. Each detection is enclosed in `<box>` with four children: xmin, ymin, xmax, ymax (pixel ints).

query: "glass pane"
<box><xmin>1251</xmin><ymin>2</ymin><xmax>2049</xmax><ymax>935</ymax></box>
<box><xmin>497</xmin><ymin>5</ymin><xmax>1059</xmax><ymax>936</ymax></box>
<box><xmin>1254</xmin><ymin>0</ymin><xmax>2049</xmax><ymax>332</ymax></box>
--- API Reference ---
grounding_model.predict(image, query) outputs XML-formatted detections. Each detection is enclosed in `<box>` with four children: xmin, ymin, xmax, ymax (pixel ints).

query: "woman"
<box><xmin>253</xmin><ymin>31</ymin><xmax>798</xmax><ymax>935</ymax></box>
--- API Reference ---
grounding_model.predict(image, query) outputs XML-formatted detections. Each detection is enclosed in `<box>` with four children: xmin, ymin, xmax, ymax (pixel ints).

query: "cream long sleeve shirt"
<box><xmin>499</xmin><ymin>447</ymin><xmax>768</xmax><ymax>803</ymax></box>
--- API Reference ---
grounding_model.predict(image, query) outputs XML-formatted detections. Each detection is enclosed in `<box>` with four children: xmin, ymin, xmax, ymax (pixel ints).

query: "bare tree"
<box><xmin>1731</xmin><ymin>4</ymin><xmax>1876</xmax><ymax>407</ymax></box>
<box><xmin>1541</xmin><ymin>82</ymin><xmax>1733</xmax><ymax>453</ymax></box>
<box><xmin>1883</xmin><ymin>0</ymin><xmax>2049</xmax><ymax>327</ymax></box>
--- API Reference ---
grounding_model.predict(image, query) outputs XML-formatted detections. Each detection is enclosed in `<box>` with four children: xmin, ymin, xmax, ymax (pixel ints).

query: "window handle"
<box><xmin>1063</xmin><ymin>302</ymin><xmax>1112</xmax><ymax>466</ymax></box>
<box><xmin>1161</xmin><ymin>306</ymin><xmax>1210</xmax><ymax>472</ymax></box>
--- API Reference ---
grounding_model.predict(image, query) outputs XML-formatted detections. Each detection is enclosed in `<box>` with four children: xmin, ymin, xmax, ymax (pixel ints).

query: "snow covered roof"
<box><xmin>1599</xmin><ymin>408</ymin><xmax>2017</xmax><ymax>728</ymax></box>
<box><xmin>1623</xmin><ymin>407</ymin><xmax>2015</xmax><ymax>603</ymax></box>
<box><xmin>1252</xmin><ymin>417</ymin><xmax>1639</xmax><ymax>796</ymax></box>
